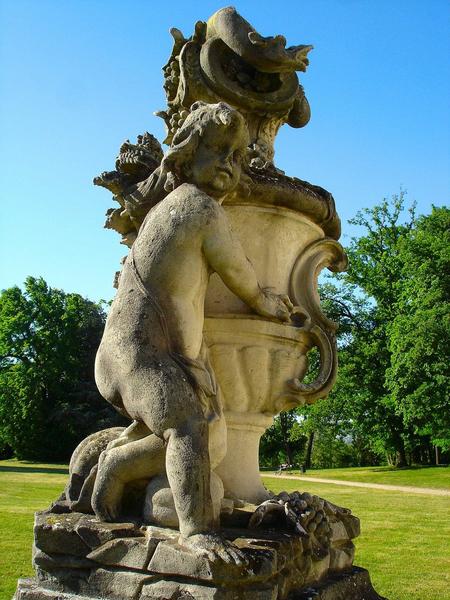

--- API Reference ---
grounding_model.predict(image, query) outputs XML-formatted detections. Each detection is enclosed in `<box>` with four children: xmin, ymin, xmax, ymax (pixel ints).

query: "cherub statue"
<box><xmin>93</xmin><ymin>102</ymin><xmax>293</xmax><ymax>561</ymax></box>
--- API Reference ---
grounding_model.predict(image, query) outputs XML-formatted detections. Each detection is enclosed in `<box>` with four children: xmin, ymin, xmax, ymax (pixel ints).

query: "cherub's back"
<box><xmin>101</xmin><ymin>183</ymin><xmax>219</xmax><ymax>364</ymax></box>
<box><xmin>132</xmin><ymin>183</ymin><xmax>214</xmax><ymax>281</ymax></box>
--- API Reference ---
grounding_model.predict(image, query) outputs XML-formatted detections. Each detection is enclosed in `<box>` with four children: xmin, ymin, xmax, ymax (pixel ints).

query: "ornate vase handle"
<box><xmin>288</xmin><ymin>238</ymin><xmax>348</xmax><ymax>404</ymax></box>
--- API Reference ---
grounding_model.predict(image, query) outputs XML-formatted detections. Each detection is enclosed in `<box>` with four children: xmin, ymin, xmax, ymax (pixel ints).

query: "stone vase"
<box><xmin>204</xmin><ymin>197</ymin><xmax>347</xmax><ymax>502</ymax></box>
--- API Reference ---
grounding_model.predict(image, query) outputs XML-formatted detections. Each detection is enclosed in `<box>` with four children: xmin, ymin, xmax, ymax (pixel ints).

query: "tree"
<box><xmin>259</xmin><ymin>411</ymin><xmax>306</xmax><ymax>468</ymax></box>
<box><xmin>326</xmin><ymin>194</ymin><xmax>417</xmax><ymax>464</ymax></box>
<box><xmin>0</xmin><ymin>277</ymin><xmax>124</xmax><ymax>460</ymax></box>
<box><xmin>260</xmin><ymin>197</ymin><xmax>449</xmax><ymax>468</ymax></box>
<box><xmin>386</xmin><ymin>207</ymin><xmax>450</xmax><ymax>454</ymax></box>
<box><xmin>308</xmin><ymin>196</ymin><xmax>449</xmax><ymax>466</ymax></box>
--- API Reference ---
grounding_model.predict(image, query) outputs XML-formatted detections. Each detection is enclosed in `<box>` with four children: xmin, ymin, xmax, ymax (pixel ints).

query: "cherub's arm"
<box><xmin>202</xmin><ymin>207</ymin><xmax>292</xmax><ymax>321</ymax></box>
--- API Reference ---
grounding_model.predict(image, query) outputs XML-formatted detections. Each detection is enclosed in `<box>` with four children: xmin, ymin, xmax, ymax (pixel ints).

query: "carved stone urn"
<box><xmin>149</xmin><ymin>7</ymin><xmax>349</xmax><ymax>504</ymax></box>
<box><xmin>204</xmin><ymin>183</ymin><xmax>347</xmax><ymax>502</ymax></box>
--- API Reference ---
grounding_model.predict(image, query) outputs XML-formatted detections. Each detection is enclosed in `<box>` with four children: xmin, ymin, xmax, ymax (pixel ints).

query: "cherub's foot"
<box><xmin>180</xmin><ymin>533</ymin><xmax>247</xmax><ymax>566</ymax></box>
<box><xmin>91</xmin><ymin>451</ymin><xmax>125</xmax><ymax>522</ymax></box>
<box><xmin>70</xmin><ymin>465</ymin><xmax>97</xmax><ymax>514</ymax></box>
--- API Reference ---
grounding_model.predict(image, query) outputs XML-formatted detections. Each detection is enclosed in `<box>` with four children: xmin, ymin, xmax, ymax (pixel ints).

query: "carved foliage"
<box><xmin>157</xmin><ymin>7</ymin><xmax>311</xmax><ymax>161</ymax></box>
<box><xmin>93</xmin><ymin>133</ymin><xmax>163</xmax><ymax>246</ymax></box>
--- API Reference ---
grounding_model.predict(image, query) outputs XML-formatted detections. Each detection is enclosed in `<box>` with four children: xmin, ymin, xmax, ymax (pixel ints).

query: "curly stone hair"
<box><xmin>123</xmin><ymin>102</ymin><xmax>249</xmax><ymax>227</ymax></box>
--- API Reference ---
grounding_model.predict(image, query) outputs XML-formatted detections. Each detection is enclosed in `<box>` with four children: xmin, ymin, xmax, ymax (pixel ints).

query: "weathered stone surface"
<box><xmin>329</xmin><ymin>543</ymin><xmax>355</xmax><ymax>572</ymax></box>
<box><xmin>32</xmin><ymin>547</ymin><xmax>95</xmax><ymax>571</ymax></box>
<box><xmin>340</xmin><ymin>513</ymin><xmax>361</xmax><ymax>539</ymax></box>
<box><xmin>19</xmin><ymin>515</ymin><xmax>379</xmax><ymax>600</ymax></box>
<box><xmin>14</xmin><ymin>578</ymin><xmax>92</xmax><ymax>600</ymax></box>
<box><xmin>66</xmin><ymin>428</ymin><xmax>125</xmax><ymax>503</ymax></box>
<box><xmin>292</xmin><ymin>567</ymin><xmax>387</xmax><ymax>599</ymax></box>
<box><xmin>34</xmin><ymin>512</ymin><xmax>90</xmax><ymax>558</ymax></box>
<box><xmin>310</xmin><ymin>553</ymin><xmax>331</xmax><ymax>582</ymax></box>
<box><xmin>148</xmin><ymin>537</ymin><xmax>276</xmax><ymax>583</ymax></box>
<box><xmin>75</xmin><ymin>514</ymin><xmax>144</xmax><ymax>549</ymax></box>
<box><xmin>140</xmin><ymin>579</ymin><xmax>278</xmax><ymax>600</ymax></box>
<box><xmin>87</xmin><ymin>536</ymin><xmax>156</xmax><ymax>570</ymax></box>
<box><xmin>88</xmin><ymin>567</ymin><xmax>154</xmax><ymax>599</ymax></box>
<box><xmin>329</xmin><ymin>520</ymin><xmax>349</xmax><ymax>544</ymax></box>
<box><xmin>34</xmin><ymin>566</ymin><xmax>91</xmax><ymax>597</ymax></box>
<box><xmin>47</xmin><ymin>499</ymin><xmax>72</xmax><ymax>514</ymax></box>
<box><xmin>14</xmin><ymin>568</ymin><xmax>386</xmax><ymax>600</ymax></box>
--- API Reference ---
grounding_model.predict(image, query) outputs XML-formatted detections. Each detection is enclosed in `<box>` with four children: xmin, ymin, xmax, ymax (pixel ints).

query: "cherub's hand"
<box><xmin>254</xmin><ymin>288</ymin><xmax>293</xmax><ymax>322</ymax></box>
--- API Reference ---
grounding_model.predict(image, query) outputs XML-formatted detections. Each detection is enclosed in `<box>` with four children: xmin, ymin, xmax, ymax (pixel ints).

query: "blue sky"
<box><xmin>1</xmin><ymin>0</ymin><xmax>449</xmax><ymax>302</ymax></box>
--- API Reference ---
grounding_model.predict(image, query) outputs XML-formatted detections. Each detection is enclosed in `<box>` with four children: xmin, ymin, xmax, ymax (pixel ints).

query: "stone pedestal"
<box><xmin>15</xmin><ymin>568</ymin><xmax>386</xmax><ymax>600</ymax></box>
<box><xmin>13</xmin><ymin>505</ymin><xmax>386</xmax><ymax>600</ymax></box>
<box><xmin>215</xmin><ymin>411</ymin><xmax>273</xmax><ymax>504</ymax></box>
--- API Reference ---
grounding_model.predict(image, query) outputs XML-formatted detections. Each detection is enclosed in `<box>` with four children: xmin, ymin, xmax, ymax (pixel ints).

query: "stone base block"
<box><xmin>13</xmin><ymin>509</ymin><xmax>386</xmax><ymax>600</ymax></box>
<box><xmin>14</xmin><ymin>568</ymin><xmax>386</xmax><ymax>600</ymax></box>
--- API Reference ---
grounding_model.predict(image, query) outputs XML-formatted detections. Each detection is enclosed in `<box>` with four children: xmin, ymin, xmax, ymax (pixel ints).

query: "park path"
<box><xmin>264</xmin><ymin>473</ymin><xmax>450</xmax><ymax>496</ymax></box>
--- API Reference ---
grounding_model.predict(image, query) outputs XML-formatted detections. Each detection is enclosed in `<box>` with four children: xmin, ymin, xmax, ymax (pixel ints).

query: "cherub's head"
<box><xmin>162</xmin><ymin>102</ymin><xmax>249</xmax><ymax>199</ymax></box>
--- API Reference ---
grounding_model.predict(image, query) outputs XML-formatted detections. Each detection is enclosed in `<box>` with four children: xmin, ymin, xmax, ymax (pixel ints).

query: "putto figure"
<box><xmin>93</xmin><ymin>102</ymin><xmax>293</xmax><ymax>560</ymax></box>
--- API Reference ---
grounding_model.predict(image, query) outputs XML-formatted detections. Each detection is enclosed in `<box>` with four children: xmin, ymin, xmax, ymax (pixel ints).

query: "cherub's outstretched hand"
<box><xmin>254</xmin><ymin>288</ymin><xmax>293</xmax><ymax>322</ymax></box>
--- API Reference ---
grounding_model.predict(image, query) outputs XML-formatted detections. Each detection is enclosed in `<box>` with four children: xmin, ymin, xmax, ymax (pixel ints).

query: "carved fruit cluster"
<box><xmin>162</xmin><ymin>55</ymin><xmax>181</xmax><ymax>101</ymax></box>
<box><xmin>249</xmin><ymin>490</ymin><xmax>337</xmax><ymax>560</ymax></box>
<box><xmin>115</xmin><ymin>132</ymin><xmax>163</xmax><ymax>177</ymax></box>
<box><xmin>272</xmin><ymin>491</ymin><xmax>331</xmax><ymax>547</ymax></box>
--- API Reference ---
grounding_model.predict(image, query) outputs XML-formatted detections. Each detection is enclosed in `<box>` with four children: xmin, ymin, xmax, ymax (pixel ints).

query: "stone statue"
<box><xmin>93</xmin><ymin>101</ymin><xmax>292</xmax><ymax>561</ymax></box>
<box><xmin>14</xmin><ymin>8</ymin><xmax>386</xmax><ymax>600</ymax></box>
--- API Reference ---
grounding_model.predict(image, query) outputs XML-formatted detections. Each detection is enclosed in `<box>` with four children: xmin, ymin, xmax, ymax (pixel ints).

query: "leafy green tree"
<box><xmin>260</xmin><ymin>197</ymin><xmax>449</xmax><ymax>468</ymax></box>
<box><xmin>310</xmin><ymin>197</ymin><xmax>449</xmax><ymax>466</ymax></box>
<box><xmin>0</xmin><ymin>277</ymin><xmax>124</xmax><ymax>460</ymax></box>
<box><xmin>386</xmin><ymin>207</ymin><xmax>450</xmax><ymax>452</ymax></box>
<box><xmin>326</xmin><ymin>195</ymin><xmax>417</xmax><ymax>465</ymax></box>
<box><xmin>259</xmin><ymin>411</ymin><xmax>306</xmax><ymax>468</ymax></box>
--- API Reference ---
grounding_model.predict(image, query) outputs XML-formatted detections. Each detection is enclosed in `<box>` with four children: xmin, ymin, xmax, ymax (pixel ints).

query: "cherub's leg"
<box><xmin>164</xmin><ymin>418</ymin><xmax>246</xmax><ymax>565</ymax></box>
<box><xmin>164</xmin><ymin>418</ymin><xmax>215</xmax><ymax>538</ymax></box>
<box><xmin>92</xmin><ymin>433</ymin><xmax>165</xmax><ymax>522</ymax></box>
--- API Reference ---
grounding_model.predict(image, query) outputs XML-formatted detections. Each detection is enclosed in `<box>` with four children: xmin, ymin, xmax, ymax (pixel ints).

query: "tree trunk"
<box><xmin>304</xmin><ymin>431</ymin><xmax>315</xmax><ymax>470</ymax></box>
<box><xmin>279</xmin><ymin>412</ymin><xmax>293</xmax><ymax>465</ymax></box>
<box><xmin>412</xmin><ymin>446</ymin><xmax>421</xmax><ymax>465</ymax></box>
<box><xmin>395</xmin><ymin>443</ymin><xmax>408</xmax><ymax>468</ymax></box>
<box><xmin>435</xmin><ymin>446</ymin><xmax>440</xmax><ymax>466</ymax></box>
<box><xmin>391</xmin><ymin>428</ymin><xmax>408</xmax><ymax>467</ymax></box>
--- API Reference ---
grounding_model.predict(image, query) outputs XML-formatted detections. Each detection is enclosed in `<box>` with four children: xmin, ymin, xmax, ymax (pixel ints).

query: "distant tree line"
<box><xmin>1</xmin><ymin>196</ymin><xmax>449</xmax><ymax>466</ymax></box>
<box><xmin>0</xmin><ymin>278</ymin><xmax>124</xmax><ymax>460</ymax></box>
<box><xmin>260</xmin><ymin>196</ymin><xmax>450</xmax><ymax>469</ymax></box>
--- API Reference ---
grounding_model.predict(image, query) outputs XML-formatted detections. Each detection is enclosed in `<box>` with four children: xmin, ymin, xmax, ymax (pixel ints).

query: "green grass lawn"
<box><xmin>1</xmin><ymin>461</ymin><xmax>449</xmax><ymax>600</ymax></box>
<box><xmin>263</xmin><ymin>476</ymin><xmax>450</xmax><ymax>600</ymax></box>
<box><xmin>0</xmin><ymin>460</ymin><xmax>68</xmax><ymax>599</ymax></box>
<box><xmin>271</xmin><ymin>465</ymin><xmax>450</xmax><ymax>490</ymax></box>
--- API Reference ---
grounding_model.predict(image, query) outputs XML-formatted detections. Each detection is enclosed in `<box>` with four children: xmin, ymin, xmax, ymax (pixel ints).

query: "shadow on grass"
<box><xmin>0</xmin><ymin>466</ymin><xmax>69</xmax><ymax>475</ymax></box>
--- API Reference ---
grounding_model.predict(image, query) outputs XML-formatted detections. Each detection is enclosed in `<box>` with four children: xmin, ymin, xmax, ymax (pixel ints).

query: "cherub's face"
<box><xmin>188</xmin><ymin>124</ymin><xmax>246</xmax><ymax>199</ymax></box>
